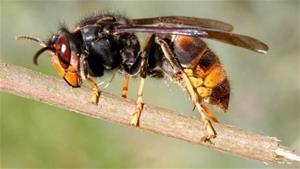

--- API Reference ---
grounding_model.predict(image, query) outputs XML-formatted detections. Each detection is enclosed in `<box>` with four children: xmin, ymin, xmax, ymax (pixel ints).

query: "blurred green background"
<box><xmin>1</xmin><ymin>0</ymin><xmax>299</xmax><ymax>168</ymax></box>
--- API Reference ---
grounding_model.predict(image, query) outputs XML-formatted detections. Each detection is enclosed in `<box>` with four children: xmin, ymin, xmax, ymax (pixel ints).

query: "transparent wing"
<box><xmin>115</xmin><ymin>25</ymin><xmax>268</xmax><ymax>54</ymax></box>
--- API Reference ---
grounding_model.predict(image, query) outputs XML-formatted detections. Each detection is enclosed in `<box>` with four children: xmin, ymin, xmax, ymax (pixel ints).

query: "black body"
<box><xmin>48</xmin><ymin>15</ymin><xmax>161</xmax><ymax>79</ymax></box>
<box><xmin>41</xmin><ymin>14</ymin><xmax>268</xmax><ymax>82</ymax></box>
<box><xmin>17</xmin><ymin>13</ymin><xmax>269</xmax><ymax>128</ymax></box>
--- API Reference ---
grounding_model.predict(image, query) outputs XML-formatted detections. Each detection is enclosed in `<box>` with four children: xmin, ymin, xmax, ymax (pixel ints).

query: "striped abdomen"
<box><xmin>173</xmin><ymin>35</ymin><xmax>230</xmax><ymax>111</ymax></box>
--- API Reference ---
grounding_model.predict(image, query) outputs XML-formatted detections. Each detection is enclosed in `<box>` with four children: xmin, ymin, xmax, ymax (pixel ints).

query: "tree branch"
<box><xmin>0</xmin><ymin>60</ymin><xmax>299</xmax><ymax>164</ymax></box>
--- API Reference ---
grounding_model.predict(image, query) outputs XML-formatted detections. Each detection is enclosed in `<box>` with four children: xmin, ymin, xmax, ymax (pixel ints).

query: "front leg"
<box><xmin>86</xmin><ymin>76</ymin><xmax>101</xmax><ymax>104</ymax></box>
<box><xmin>80</xmin><ymin>54</ymin><xmax>101</xmax><ymax>104</ymax></box>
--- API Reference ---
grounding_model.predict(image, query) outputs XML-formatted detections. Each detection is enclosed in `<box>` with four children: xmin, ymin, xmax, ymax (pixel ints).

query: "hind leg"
<box><xmin>155</xmin><ymin>37</ymin><xmax>216</xmax><ymax>140</ymax></box>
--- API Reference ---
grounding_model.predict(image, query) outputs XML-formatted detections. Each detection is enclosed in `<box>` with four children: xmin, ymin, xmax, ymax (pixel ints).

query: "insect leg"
<box><xmin>80</xmin><ymin>54</ymin><xmax>101</xmax><ymax>104</ymax></box>
<box><xmin>201</xmin><ymin>104</ymin><xmax>219</xmax><ymax>123</ymax></box>
<box><xmin>155</xmin><ymin>37</ymin><xmax>216</xmax><ymax>140</ymax></box>
<box><xmin>121</xmin><ymin>75</ymin><xmax>129</xmax><ymax>98</ymax></box>
<box><xmin>131</xmin><ymin>35</ymin><xmax>155</xmax><ymax>126</ymax></box>
<box><xmin>131</xmin><ymin>77</ymin><xmax>145</xmax><ymax>126</ymax></box>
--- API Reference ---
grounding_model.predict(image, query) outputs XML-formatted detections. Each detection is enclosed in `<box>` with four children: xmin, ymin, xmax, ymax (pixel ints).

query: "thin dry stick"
<box><xmin>0</xmin><ymin>60</ymin><xmax>299</xmax><ymax>164</ymax></box>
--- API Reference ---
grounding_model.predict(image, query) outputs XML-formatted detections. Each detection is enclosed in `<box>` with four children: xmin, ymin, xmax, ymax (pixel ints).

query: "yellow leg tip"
<box><xmin>131</xmin><ymin>103</ymin><xmax>143</xmax><ymax>126</ymax></box>
<box><xmin>130</xmin><ymin>113</ymin><xmax>139</xmax><ymax>126</ymax></box>
<box><xmin>91</xmin><ymin>96</ymin><xmax>98</xmax><ymax>105</ymax></box>
<box><xmin>91</xmin><ymin>90</ymin><xmax>100</xmax><ymax>105</ymax></box>
<box><xmin>121</xmin><ymin>93</ymin><xmax>127</xmax><ymax>98</ymax></box>
<box><xmin>204</xmin><ymin>119</ymin><xmax>216</xmax><ymax>140</ymax></box>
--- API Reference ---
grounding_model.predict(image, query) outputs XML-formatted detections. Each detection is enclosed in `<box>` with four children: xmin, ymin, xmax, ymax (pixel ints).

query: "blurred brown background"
<box><xmin>1</xmin><ymin>0</ymin><xmax>299</xmax><ymax>168</ymax></box>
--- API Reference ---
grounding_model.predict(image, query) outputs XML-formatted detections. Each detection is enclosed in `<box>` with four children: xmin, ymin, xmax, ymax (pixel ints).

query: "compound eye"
<box><xmin>54</xmin><ymin>35</ymin><xmax>71</xmax><ymax>69</ymax></box>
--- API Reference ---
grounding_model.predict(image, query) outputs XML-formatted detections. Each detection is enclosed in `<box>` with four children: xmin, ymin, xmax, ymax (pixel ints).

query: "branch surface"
<box><xmin>0</xmin><ymin>60</ymin><xmax>299</xmax><ymax>164</ymax></box>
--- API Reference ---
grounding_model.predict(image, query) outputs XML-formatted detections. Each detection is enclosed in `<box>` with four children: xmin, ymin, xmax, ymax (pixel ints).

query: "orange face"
<box><xmin>50</xmin><ymin>34</ymin><xmax>82</xmax><ymax>87</ymax></box>
<box><xmin>50</xmin><ymin>53</ymin><xmax>81</xmax><ymax>87</ymax></box>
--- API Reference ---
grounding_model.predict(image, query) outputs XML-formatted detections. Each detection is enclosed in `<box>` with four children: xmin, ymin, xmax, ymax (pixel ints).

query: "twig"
<box><xmin>0</xmin><ymin>60</ymin><xmax>299</xmax><ymax>164</ymax></box>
